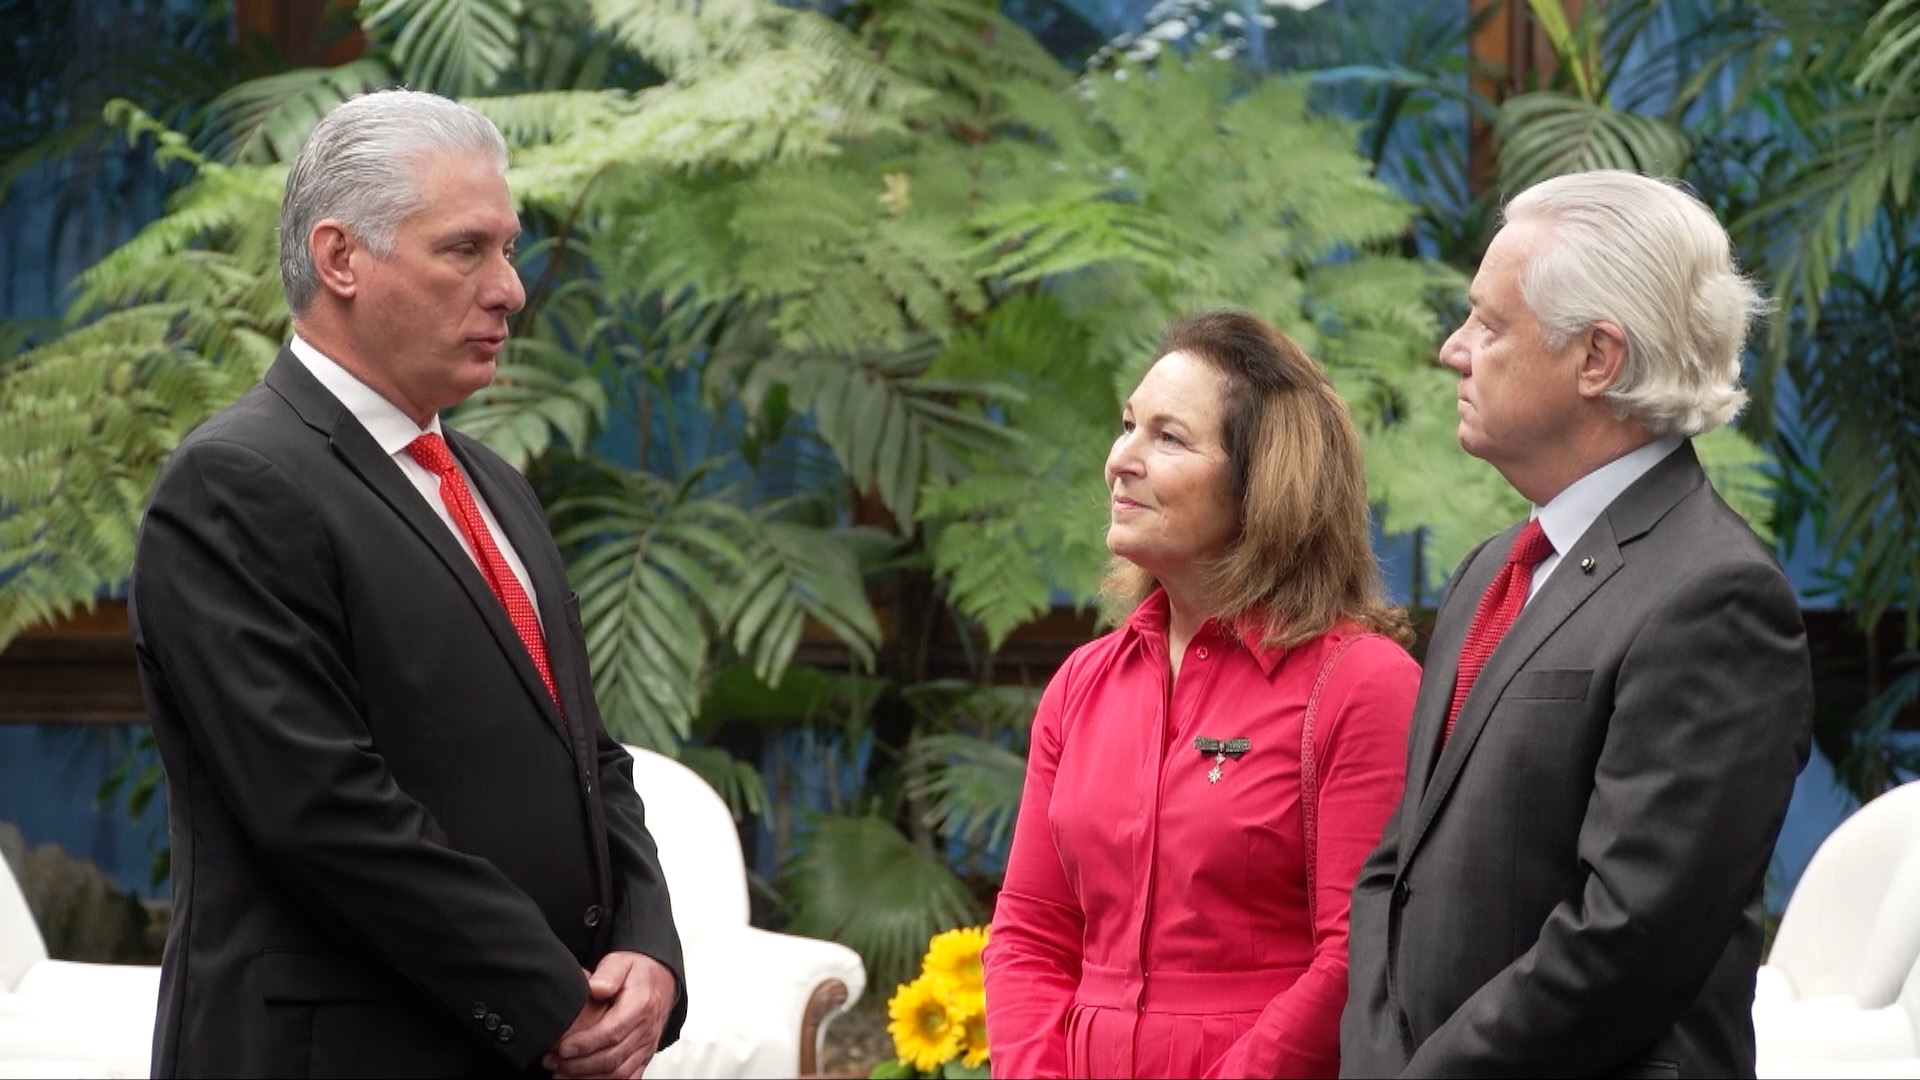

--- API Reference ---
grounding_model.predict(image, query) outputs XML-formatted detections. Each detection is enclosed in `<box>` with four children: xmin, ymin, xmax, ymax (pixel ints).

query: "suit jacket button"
<box><xmin>498</xmin><ymin>1025</ymin><xmax>514</xmax><ymax>1042</ymax></box>
<box><xmin>472</xmin><ymin>1002</ymin><xmax>487</xmax><ymax>1020</ymax></box>
<box><xmin>584</xmin><ymin>904</ymin><xmax>602</xmax><ymax>928</ymax></box>
<box><xmin>1392</xmin><ymin>879</ymin><xmax>1411</xmax><ymax>906</ymax></box>
<box><xmin>485</xmin><ymin>1012</ymin><xmax>501</xmax><ymax>1031</ymax></box>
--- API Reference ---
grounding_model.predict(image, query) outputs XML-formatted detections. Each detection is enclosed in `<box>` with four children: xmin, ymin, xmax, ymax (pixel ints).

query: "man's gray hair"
<box><xmin>279</xmin><ymin>88</ymin><xmax>509</xmax><ymax>314</ymax></box>
<box><xmin>1503</xmin><ymin>169</ymin><xmax>1769</xmax><ymax>437</ymax></box>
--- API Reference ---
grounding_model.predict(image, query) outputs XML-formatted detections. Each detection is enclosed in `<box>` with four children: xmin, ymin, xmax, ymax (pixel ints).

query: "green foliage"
<box><xmin>1452</xmin><ymin>0</ymin><xmax>1918</xmax><ymax>804</ymax></box>
<box><xmin>362</xmin><ymin>0</ymin><xmax>525</xmax><ymax>96</ymax></box>
<box><xmin>783</xmin><ymin>814</ymin><xmax>981</xmax><ymax>990</ymax></box>
<box><xmin>906</xmin><ymin>730</ymin><xmax>1030</xmax><ymax>852</ymax></box>
<box><xmin>199</xmin><ymin>61</ymin><xmax>399</xmax><ymax>164</ymax></box>
<box><xmin>2</xmin><ymin>0</ymin><xmax>1467</xmax><ymax>981</ymax></box>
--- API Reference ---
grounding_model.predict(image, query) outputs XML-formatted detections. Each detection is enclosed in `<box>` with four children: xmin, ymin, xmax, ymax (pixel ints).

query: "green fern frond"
<box><xmin>450</xmin><ymin>343</ymin><xmax>610</xmax><ymax>471</ymax></box>
<box><xmin>904</xmin><ymin>731</ymin><xmax>1028</xmax><ymax>851</ymax></box>
<box><xmin>675</xmin><ymin>742</ymin><xmax>769</xmax><ymax>821</ymax></box>
<box><xmin>722</xmin><ymin>517</ymin><xmax>882</xmax><ymax>684</ymax></box>
<box><xmin>1692</xmin><ymin>425</ymin><xmax>1777</xmax><ymax>545</ymax></box>
<box><xmin>361</xmin><ymin>0</ymin><xmax>524</xmax><ymax>97</ymax></box>
<box><xmin>199</xmin><ymin>60</ymin><xmax>395</xmax><ymax>164</ymax></box>
<box><xmin>860</xmin><ymin>0</ymin><xmax>1066</xmax><ymax>124</ymax></box>
<box><xmin>558</xmin><ymin>476</ymin><xmax>750</xmax><ymax>748</ymax></box>
<box><xmin>929</xmin><ymin>517</ymin><xmax>1055</xmax><ymax>647</ymax></box>
<box><xmin>71</xmin><ymin>164</ymin><xmax>284</xmax><ymax>316</ymax></box>
<box><xmin>764</xmin><ymin>344</ymin><xmax>1021</xmax><ymax>525</ymax></box>
<box><xmin>0</xmin><ymin>305</ymin><xmax>264</xmax><ymax>647</ymax></box>
<box><xmin>591</xmin><ymin>0</ymin><xmax>766</xmax><ymax>76</ymax></box>
<box><xmin>922</xmin><ymin>409</ymin><xmax>1111</xmax><ymax>646</ymax></box>
<box><xmin>469</xmin><ymin>89</ymin><xmax>637</xmax><ymax>147</ymax></box>
<box><xmin>970</xmin><ymin>191</ymin><xmax>1190</xmax><ymax>284</ymax></box>
<box><xmin>728</xmin><ymin>164</ymin><xmax>986</xmax><ymax>349</ymax></box>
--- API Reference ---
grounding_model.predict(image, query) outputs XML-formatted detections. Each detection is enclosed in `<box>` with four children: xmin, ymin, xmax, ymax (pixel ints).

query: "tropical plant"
<box><xmin>1733</xmin><ymin>0</ymin><xmax>1920</xmax><ymax>668</ymax></box>
<box><xmin>0</xmin><ymin>0</ymin><xmax>1470</xmax><ymax>980</ymax></box>
<box><xmin>1314</xmin><ymin>0</ymin><xmax>1911</xmax><ymax>800</ymax></box>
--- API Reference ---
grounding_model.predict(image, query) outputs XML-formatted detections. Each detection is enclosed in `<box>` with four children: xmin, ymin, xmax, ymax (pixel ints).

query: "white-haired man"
<box><xmin>1340</xmin><ymin>169</ymin><xmax>1813</xmax><ymax>1078</ymax></box>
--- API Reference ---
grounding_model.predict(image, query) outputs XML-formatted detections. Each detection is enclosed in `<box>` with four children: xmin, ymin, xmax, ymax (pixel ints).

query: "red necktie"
<box><xmin>406</xmin><ymin>434</ymin><xmax>562</xmax><ymax>711</ymax></box>
<box><xmin>1445</xmin><ymin>518</ymin><xmax>1553</xmax><ymax>741</ymax></box>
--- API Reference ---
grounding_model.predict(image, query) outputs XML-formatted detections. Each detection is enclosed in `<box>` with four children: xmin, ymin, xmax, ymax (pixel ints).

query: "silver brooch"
<box><xmin>1194</xmin><ymin>736</ymin><xmax>1251</xmax><ymax>783</ymax></box>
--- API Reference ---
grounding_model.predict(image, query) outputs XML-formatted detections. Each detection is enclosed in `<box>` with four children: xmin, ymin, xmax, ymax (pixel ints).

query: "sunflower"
<box><xmin>955</xmin><ymin>999</ymin><xmax>989</xmax><ymax>1069</ymax></box>
<box><xmin>922</xmin><ymin>925</ymin><xmax>989</xmax><ymax>993</ymax></box>
<box><xmin>887</xmin><ymin>973</ymin><xmax>963</xmax><ymax>1072</ymax></box>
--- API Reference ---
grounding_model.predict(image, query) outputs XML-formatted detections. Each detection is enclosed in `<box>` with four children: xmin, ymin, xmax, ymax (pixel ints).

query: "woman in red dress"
<box><xmin>983</xmin><ymin>309</ymin><xmax>1420</xmax><ymax>1078</ymax></box>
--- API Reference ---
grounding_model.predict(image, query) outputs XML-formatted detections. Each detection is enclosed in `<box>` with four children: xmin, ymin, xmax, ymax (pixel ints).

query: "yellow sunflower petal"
<box><xmin>886</xmin><ymin>973</ymin><xmax>962</xmax><ymax>1072</ymax></box>
<box><xmin>959</xmin><ymin>1006</ymin><xmax>990</xmax><ymax>1069</ymax></box>
<box><xmin>923</xmin><ymin>925</ymin><xmax>990</xmax><ymax>993</ymax></box>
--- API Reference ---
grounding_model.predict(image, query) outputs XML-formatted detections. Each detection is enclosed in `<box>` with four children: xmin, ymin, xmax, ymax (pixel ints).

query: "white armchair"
<box><xmin>0</xmin><ymin>746</ymin><xmax>865</xmax><ymax>1080</ymax></box>
<box><xmin>1754</xmin><ymin>779</ymin><xmax>1920</xmax><ymax>1079</ymax></box>
<box><xmin>0</xmin><ymin>851</ymin><xmax>160</xmax><ymax>1079</ymax></box>
<box><xmin>625</xmin><ymin>744</ymin><xmax>868</xmax><ymax>1079</ymax></box>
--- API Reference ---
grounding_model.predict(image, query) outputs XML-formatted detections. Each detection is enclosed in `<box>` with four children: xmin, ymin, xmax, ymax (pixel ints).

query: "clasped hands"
<box><xmin>544</xmin><ymin>950</ymin><xmax>676</xmax><ymax>1079</ymax></box>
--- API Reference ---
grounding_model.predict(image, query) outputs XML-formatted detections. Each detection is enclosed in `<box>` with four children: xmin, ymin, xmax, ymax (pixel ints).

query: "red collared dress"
<box><xmin>984</xmin><ymin>590</ymin><xmax>1419</xmax><ymax>1078</ymax></box>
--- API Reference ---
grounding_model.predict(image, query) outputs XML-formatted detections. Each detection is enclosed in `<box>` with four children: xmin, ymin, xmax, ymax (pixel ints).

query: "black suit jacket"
<box><xmin>1339</xmin><ymin>442</ymin><xmax>1812</xmax><ymax>1079</ymax></box>
<box><xmin>128</xmin><ymin>351</ymin><xmax>687</xmax><ymax>1078</ymax></box>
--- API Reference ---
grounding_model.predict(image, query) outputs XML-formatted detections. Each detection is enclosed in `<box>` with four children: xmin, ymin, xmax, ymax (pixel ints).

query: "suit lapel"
<box><xmin>1401</xmin><ymin>442</ymin><xmax>1708</xmax><ymax>865</ymax></box>
<box><xmin>263</xmin><ymin>353</ymin><xmax>571</xmax><ymax>746</ymax></box>
<box><xmin>447</xmin><ymin>432</ymin><xmax>573</xmax><ymax>740</ymax></box>
<box><xmin>449</xmin><ymin>433</ymin><xmax>609</xmax><ymax>906</ymax></box>
<box><xmin>1400</xmin><ymin>532</ymin><xmax>1505</xmax><ymax>831</ymax></box>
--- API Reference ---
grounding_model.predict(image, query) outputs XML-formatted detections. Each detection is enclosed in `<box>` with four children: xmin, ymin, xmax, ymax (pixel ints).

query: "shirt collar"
<box><xmin>289</xmin><ymin>334</ymin><xmax>441</xmax><ymax>455</ymax></box>
<box><xmin>1534</xmin><ymin>434</ymin><xmax>1683</xmax><ymax>555</ymax></box>
<box><xmin>1123</xmin><ymin>587</ymin><xmax>1291</xmax><ymax>677</ymax></box>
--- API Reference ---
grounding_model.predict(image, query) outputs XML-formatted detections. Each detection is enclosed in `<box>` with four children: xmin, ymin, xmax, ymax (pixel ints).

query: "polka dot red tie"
<box><xmin>406</xmin><ymin>434</ymin><xmax>562</xmax><ymax>711</ymax></box>
<box><xmin>1445</xmin><ymin>518</ymin><xmax>1553</xmax><ymax>742</ymax></box>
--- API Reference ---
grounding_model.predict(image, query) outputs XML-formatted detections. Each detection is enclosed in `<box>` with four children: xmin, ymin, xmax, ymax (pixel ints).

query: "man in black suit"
<box><xmin>1339</xmin><ymin>170</ymin><xmax>1813</xmax><ymax>1078</ymax></box>
<box><xmin>129</xmin><ymin>88</ymin><xmax>685</xmax><ymax>1078</ymax></box>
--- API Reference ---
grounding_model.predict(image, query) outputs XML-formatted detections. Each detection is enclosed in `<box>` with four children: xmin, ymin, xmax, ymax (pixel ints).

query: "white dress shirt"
<box><xmin>1524</xmin><ymin>434</ymin><xmax>1684</xmax><ymax>603</ymax></box>
<box><xmin>289</xmin><ymin>335</ymin><xmax>544</xmax><ymax>626</ymax></box>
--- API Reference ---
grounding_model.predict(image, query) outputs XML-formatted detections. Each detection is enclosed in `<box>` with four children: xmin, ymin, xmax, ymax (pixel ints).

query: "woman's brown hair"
<box><xmin>1101</xmin><ymin>309</ymin><xmax>1413</xmax><ymax>649</ymax></box>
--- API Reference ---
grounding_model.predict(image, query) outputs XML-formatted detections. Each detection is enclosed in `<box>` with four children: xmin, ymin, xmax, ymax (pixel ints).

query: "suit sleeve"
<box><xmin>1210</xmin><ymin>639</ymin><xmax>1420</xmax><ymax>1079</ymax></box>
<box><xmin>132</xmin><ymin>439</ymin><xmax>588</xmax><ymax>1070</ymax></box>
<box><xmin>593</xmin><ymin>726</ymin><xmax>692</xmax><ymax>1047</ymax></box>
<box><xmin>983</xmin><ymin>656</ymin><xmax>1087</xmax><ymax>1079</ymax></box>
<box><xmin>1403</xmin><ymin>558</ymin><xmax>1812</xmax><ymax>1076</ymax></box>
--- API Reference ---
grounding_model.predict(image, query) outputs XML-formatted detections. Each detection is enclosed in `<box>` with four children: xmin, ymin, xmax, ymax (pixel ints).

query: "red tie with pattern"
<box><xmin>406</xmin><ymin>433</ymin><xmax>562</xmax><ymax>711</ymax></box>
<box><xmin>1445</xmin><ymin>518</ymin><xmax>1553</xmax><ymax>741</ymax></box>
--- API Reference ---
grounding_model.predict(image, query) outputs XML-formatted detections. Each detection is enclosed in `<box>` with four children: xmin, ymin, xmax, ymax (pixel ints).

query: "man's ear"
<box><xmin>310</xmin><ymin>221</ymin><xmax>359</xmax><ymax>300</ymax></box>
<box><xmin>1577</xmin><ymin>321</ymin><xmax>1629</xmax><ymax>399</ymax></box>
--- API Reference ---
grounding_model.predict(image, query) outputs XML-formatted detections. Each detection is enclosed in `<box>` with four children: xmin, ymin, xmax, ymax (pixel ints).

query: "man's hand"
<box><xmin>544</xmin><ymin>952</ymin><xmax>676</xmax><ymax>1079</ymax></box>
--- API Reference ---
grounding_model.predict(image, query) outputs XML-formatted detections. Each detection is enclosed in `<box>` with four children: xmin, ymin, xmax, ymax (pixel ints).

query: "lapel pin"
<box><xmin>1194</xmin><ymin>736</ymin><xmax>1251</xmax><ymax>784</ymax></box>
<box><xmin>1579</xmin><ymin>556</ymin><xmax>1596</xmax><ymax>573</ymax></box>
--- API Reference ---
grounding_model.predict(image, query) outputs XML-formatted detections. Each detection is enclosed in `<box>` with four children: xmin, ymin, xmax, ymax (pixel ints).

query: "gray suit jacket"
<box><xmin>1340</xmin><ymin>441</ymin><xmax>1812</xmax><ymax>1079</ymax></box>
<box><xmin>130</xmin><ymin>351</ymin><xmax>687</xmax><ymax>1077</ymax></box>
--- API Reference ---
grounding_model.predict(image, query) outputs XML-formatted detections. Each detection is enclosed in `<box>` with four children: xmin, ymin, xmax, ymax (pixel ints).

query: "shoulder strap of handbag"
<box><xmin>1301</xmin><ymin>633</ymin><xmax>1365</xmax><ymax>931</ymax></box>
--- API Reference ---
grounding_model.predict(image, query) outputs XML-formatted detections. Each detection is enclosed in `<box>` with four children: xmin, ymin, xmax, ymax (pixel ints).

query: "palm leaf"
<box><xmin>197</xmin><ymin>60</ymin><xmax>395</xmax><ymax>164</ymax></box>
<box><xmin>781</xmin><ymin>813</ymin><xmax>980</xmax><ymax>990</ymax></box>
<box><xmin>904</xmin><ymin>732</ymin><xmax>1028</xmax><ymax>852</ymax></box>
<box><xmin>1494</xmin><ymin>92</ymin><xmax>1691</xmax><ymax>195</ymax></box>
<box><xmin>360</xmin><ymin>0</ymin><xmax>524</xmax><ymax>97</ymax></box>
